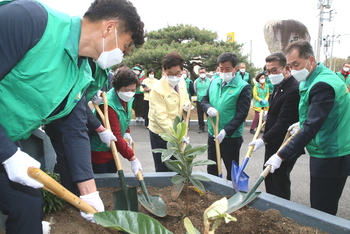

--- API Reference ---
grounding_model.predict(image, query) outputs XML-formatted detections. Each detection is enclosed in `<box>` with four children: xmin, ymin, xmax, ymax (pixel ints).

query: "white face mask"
<box><xmin>291</xmin><ymin>59</ymin><xmax>310</xmax><ymax>82</ymax></box>
<box><xmin>220</xmin><ymin>72</ymin><xmax>234</xmax><ymax>83</ymax></box>
<box><xmin>149</xmin><ymin>74</ymin><xmax>154</xmax><ymax>79</ymax></box>
<box><xmin>240</xmin><ymin>69</ymin><xmax>246</xmax><ymax>73</ymax></box>
<box><xmin>199</xmin><ymin>74</ymin><xmax>206</xmax><ymax>79</ymax></box>
<box><xmin>343</xmin><ymin>67</ymin><xmax>350</xmax><ymax>72</ymax></box>
<box><xmin>259</xmin><ymin>79</ymin><xmax>266</xmax><ymax>84</ymax></box>
<box><xmin>134</xmin><ymin>70</ymin><xmax>140</xmax><ymax>75</ymax></box>
<box><xmin>166</xmin><ymin>76</ymin><xmax>181</xmax><ymax>87</ymax></box>
<box><xmin>269</xmin><ymin>73</ymin><xmax>284</xmax><ymax>85</ymax></box>
<box><xmin>181</xmin><ymin>74</ymin><xmax>187</xmax><ymax>79</ymax></box>
<box><xmin>117</xmin><ymin>91</ymin><xmax>135</xmax><ymax>102</ymax></box>
<box><xmin>95</xmin><ymin>29</ymin><xmax>124</xmax><ymax>69</ymax></box>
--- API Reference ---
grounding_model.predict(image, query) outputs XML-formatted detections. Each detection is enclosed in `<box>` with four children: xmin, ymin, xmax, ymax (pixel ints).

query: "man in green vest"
<box><xmin>201</xmin><ymin>53</ymin><xmax>251</xmax><ymax>180</ymax></box>
<box><xmin>0</xmin><ymin>0</ymin><xmax>145</xmax><ymax>231</ymax></box>
<box><xmin>236</xmin><ymin>62</ymin><xmax>253</xmax><ymax>87</ymax></box>
<box><xmin>265</xmin><ymin>40</ymin><xmax>350</xmax><ymax>215</ymax></box>
<box><xmin>194</xmin><ymin>67</ymin><xmax>211</xmax><ymax>133</ymax></box>
<box><xmin>336</xmin><ymin>62</ymin><xmax>350</xmax><ymax>91</ymax></box>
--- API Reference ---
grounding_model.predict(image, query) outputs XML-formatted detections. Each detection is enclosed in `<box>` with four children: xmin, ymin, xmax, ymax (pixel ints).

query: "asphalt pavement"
<box><xmin>121</xmin><ymin>120</ymin><xmax>350</xmax><ymax>221</ymax></box>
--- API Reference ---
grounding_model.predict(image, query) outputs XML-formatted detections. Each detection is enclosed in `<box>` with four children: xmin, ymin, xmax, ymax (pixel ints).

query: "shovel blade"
<box><xmin>113</xmin><ymin>187</ymin><xmax>138</xmax><ymax>212</ymax></box>
<box><xmin>231</xmin><ymin>161</ymin><xmax>250</xmax><ymax>192</ymax></box>
<box><xmin>171</xmin><ymin>182</ymin><xmax>184</xmax><ymax>201</ymax></box>
<box><xmin>226</xmin><ymin>190</ymin><xmax>261</xmax><ymax>213</ymax></box>
<box><xmin>138</xmin><ymin>194</ymin><xmax>167</xmax><ymax>217</ymax></box>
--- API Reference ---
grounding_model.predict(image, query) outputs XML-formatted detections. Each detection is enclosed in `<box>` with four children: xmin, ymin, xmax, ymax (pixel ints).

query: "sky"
<box><xmin>40</xmin><ymin>0</ymin><xmax>350</xmax><ymax>69</ymax></box>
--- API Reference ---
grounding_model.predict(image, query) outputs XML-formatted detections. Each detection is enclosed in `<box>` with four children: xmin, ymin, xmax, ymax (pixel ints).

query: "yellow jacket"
<box><xmin>140</xmin><ymin>77</ymin><xmax>158</xmax><ymax>101</ymax></box>
<box><xmin>149</xmin><ymin>77</ymin><xmax>190</xmax><ymax>134</ymax></box>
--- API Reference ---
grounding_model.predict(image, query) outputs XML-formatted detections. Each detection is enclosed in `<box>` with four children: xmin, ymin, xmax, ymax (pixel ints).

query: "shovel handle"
<box><xmin>182</xmin><ymin>102</ymin><xmax>191</xmax><ymax>150</ymax></box>
<box><xmin>27</xmin><ymin>167</ymin><xmax>97</xmax><ymax>214</ymax></box>
<box><xmin>209</xmin><ymin>112</ymin><xmax>222</xmax><ymax>177</ymax></box>
<box><xmin>246</xmin><ymin>110</ymin><xmax>265</xmax><ymax>158</ymax></box>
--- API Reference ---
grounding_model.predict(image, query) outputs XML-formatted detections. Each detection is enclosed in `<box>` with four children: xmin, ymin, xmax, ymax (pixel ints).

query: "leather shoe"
<box><xmin>250</xmin><ymin>129</ymin><xmax>255</xmax><ymax>134</ymax></box>
<box><xmin>198</xmin><ymin>128</ymin><xmax>204</xmax><ymax>133</ymax></box>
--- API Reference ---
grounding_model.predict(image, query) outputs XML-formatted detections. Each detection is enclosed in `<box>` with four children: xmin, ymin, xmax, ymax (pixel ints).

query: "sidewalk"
<box><xmin>123</xmin><ymin>121</ymin><xmax>350</xmax><ymax>221</ymax></box>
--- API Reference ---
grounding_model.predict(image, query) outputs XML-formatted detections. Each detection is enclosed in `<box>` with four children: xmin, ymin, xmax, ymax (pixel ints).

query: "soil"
<box><xmin>44</xmin><ymin>186</ymin><xmax>328</xmax><ymax>234</ymax></box>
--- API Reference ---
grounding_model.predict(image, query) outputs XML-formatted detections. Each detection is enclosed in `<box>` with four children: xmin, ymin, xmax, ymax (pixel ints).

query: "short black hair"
<box><xmin>112</xmin><ymin>68</ymin><xmax>140</xmax><ymax>90</ymax></box>
<box><xmin>198</xmin><ymin>67</ymin><xmax>206</xmax><ymax>71</ymax></box>
<box><xmin>147</xmin><ymin>68</ymin><xmax>155</xmax><ymax>75</ymax></box>
<box><xmin>284</xmin><ymin>40</ymin><xmax>314</xmax><ymax>59</ymax></box>
<box><xmin>255</xmin><ymin>73</ymin><xmax>265</xmax><ymax>83</ymax></box>
<box><xmin>265</xmin><ymin>52</ymin><xmax>287</xmax><ymax>67</ymax></box>
<box><xmin>217</xmin><ymin>52</ymin><xmax>238</xmax><ymax>67</ymax></box>
<box><xmin>162</xmin><ymin>52</ymin><xmax>184</xmax><ymax>70</ymax></box>
<box><xmin>83</xmin><ymin>0</ymin><xmax>145</xmax><ymax>47</ymax></box>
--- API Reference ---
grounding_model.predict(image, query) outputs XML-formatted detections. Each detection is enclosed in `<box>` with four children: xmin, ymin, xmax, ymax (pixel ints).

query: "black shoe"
<box><xmin>198</xmin><ymin>128</ymin><xmax>204</xmax><ymax>133</ymax></box>
<box><xmin>260</xmin><ymin>130</ymin><xmax>264</xmax><ymax>133</ymax></box>
<box><xmin>250</xmin><ymin>129</ymin><xmax>255</xmax><ymax>134</ymax></box>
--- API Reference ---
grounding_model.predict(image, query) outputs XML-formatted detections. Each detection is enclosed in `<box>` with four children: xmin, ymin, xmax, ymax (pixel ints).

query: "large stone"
<box><xmin>264</xmin><ymin>19</ymin><xmax>311</xmax><ymax>53</ymax></box>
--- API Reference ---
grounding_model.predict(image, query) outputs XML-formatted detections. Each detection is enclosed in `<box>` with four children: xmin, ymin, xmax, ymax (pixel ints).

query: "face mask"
<box><xmin>117</xmin><ymin>91</ymin><xmax>135</xmax><ymax>102</ymax></box>
<box><xmin>220</xmin><ymin>72</ymin><xmax>234</xmax><ymax>83</ymax></box>
<box><xmin>95</xmin><ymin>29</ymin><xmax>124</xmax><ymax>69</ymax></box>
<box><xmin>240</xmin><ymin>69</ymin><xmax>245</xmax><ymax>73</ymax></box>
<box><xmin>343</xmin><ymin>67</ymin><xmax>350</xmax><ymax>72</ymax></box>
<box><xmin>149</xmin><ymin>74</ymin><xmax>154</xmax><ymax>79</ymax></box>
<box><xmin>259</xmin><ymin>79</ymin><xmax>266</xmax><ymax>84</ymax></box>
<box><xmin>181</xmin><ymin>74</ymin><xmax>187</xmax><ymax>79</ymax></box>
<box><xmin>199</xmin><ymin>74</ymin><xmax>206</xmax><ymax>79</ymax></box>
<box><xmin>167</xmin><ymin>76</ymin><xmax>181</xmax><ymax>87</ymax></box>
<box><xmin>269</xmin><ymin>73</ymin><xmax>284</xmax><ymax>85</ymax></box>
<box><xmin>291</xmin><ymin>59</ymin><xmax>310</xmax><ymax>82</ymax></box>
<box><xmin>134</xmin><ymin>70</ymin><xmax>140</xmax><ymax>75</ymax></box>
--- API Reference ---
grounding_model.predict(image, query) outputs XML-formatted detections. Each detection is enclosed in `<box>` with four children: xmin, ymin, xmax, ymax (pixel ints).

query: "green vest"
<box><xmin>185</xmin><ymin>78</ymin><xmax>192</xmax><ymax>99</ymax></box>
<box><xmin>90</xmin><ymin>88</ymin><xmax>133</xmax><ymax>152</ymax></box>
<box><xmin>86</xmin><ymin>64</ymin><xmax>109</xmax><ymax>102</ymax></box>
<box><xmin>265</xmin><ymin>76</ymin><xmax>274</xmax><ymax>93</ymax></box>
<box><xmin>236</xmin><ymin>72</ymin><xmax>251</xmax><ymax>84</ymax></box>
<box><xmin>0</xmin><ymin>1</ymin><xmax>94</xmax><ymax>141</ymax></box>
<box><xmin>336</xmin><ymin>71</ymin><xmax>350</xmax><ymax>90</ymax></box>
<box><xmin>253</xmin><ymin>83</ymin><xmax>269</xmax><ymax>108</ymax></box>
<box><xmin>299</xmin><ymin>63</ymin><xmax>350</xmax><ymax>158</ymax></box>
<box><xmin>195</xmin><ymin>77</ymin><xmax>211</xmax><ymax>102</ymax></box>
<box><xmin>207</xmin><ymin>76</ymin><xmax>248</xmax><ymax>138</ymax></box>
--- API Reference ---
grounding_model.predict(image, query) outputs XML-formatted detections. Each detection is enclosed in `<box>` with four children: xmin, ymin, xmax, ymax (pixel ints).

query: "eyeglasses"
<box><xmin>265</xmin><ymin>66</ymin><xmax>284</xmax><ymax>75</ymax></box>
<box><xmin>166</xmin><ymin>72</ymin><xmax>182</xmax><ymax>77</ymax></box>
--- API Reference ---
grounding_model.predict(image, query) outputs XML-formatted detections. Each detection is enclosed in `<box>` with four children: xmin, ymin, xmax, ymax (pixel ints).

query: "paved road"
<box><xmin>121</xmin><ymin>121</ymin><xmax>350</xmax><ymax>220</ymax></box>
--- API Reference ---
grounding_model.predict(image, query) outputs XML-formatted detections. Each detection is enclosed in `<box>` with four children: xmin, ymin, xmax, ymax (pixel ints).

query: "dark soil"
<box><xmin>44</xmin><ymin>186</ymin><xmax>328</xmax><ymax>234</ymax></box>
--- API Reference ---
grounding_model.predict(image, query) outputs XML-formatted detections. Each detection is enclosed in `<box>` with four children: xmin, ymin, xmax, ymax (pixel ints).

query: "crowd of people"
<box><xmin>1</xmin><ymin>0</ymin><xmax>350</xmax><ymax>233</ymax></box>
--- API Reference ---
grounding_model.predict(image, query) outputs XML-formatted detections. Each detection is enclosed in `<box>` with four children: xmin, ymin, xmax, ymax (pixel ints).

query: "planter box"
<box><xmin>95</xmin><ymin>171</ymin><xmax>350</xmax><ymax>234</ymax></box>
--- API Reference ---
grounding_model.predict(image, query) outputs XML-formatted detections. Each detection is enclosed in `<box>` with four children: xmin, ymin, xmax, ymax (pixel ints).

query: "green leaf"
<box><xmin>171</xmin><ymin>174</ymin><xmax>186</xmax><ymax>184</ymax></box>
<box><xmin>191</xmin><ymin>159</ymin><xmax>216</xmax><ymax>167</ymax></box>
<box><xmin>94</xmin><ymin>210</ymin><xmax>173</xmax><ymax>234</ymax></box>
<box><xmin>191</xmin><ymin>174</ymin><xmax>212</xmax><ymax>182</ymax></box>
<box><xmin>159</xmin><ymin>132</ymin><xmax>178</xmax><ymax>142</ymax></box>
<box><xmin>183</xmin><ymin>217</ymin><xmax>200</xmax><ymax>234</ymax></box>
<box><xmin>184</xmin><ymin>145</ymin><xmax>208</xmax><ymax>157</ymax></box>
<box><xmin>173</xmin><ymin>116</ymin><xmax>182</xmax><ymax>130</ymax></box>
<box><xmin>152</xmin><ymin>148</ymin><xmax>166</xmax><ymax>154</ymax></box>
<box><xmin>189</xmin><ymin>177</ymin><xmax>205</xmax><ymax>192</ymax></box>
<box><xmin>164</xmin><ymin>161</ymin><xmax>184</xmax><ymax>175</ymax></box>
<box><xmin>161</xmin><ymin>149</ymin><xmax>177</xmax><ymax>162</ymax></box>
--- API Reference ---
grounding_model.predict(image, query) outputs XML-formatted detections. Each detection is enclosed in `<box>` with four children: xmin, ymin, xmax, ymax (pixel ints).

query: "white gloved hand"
<box><xmin>215</xmin><ymin>129</ymin><xmax>226</xmax><ymax>144</ymax></box>
<box><xmin>183</xmin><ymin>102</ymin><xmax>195</xmax><ymax>112</ymax></box>
<box><xmin>182</xmin><ymin>136</ymin><xmax>190</xmax><ymax>145</ymax></box>
<box><xmin>123</xmin><ymin>133</ymin><xmax>133</xmax><ymax>146</ymax></box>
<box><xmin>130</xmin><ymin>158</ymin><xmax>143</xmax><ymax>177</ymax></box>
<box><xmin>248</xmin><ymin>138</ymin><xmax>265</xmax><ymax>152</ymax></box>
<box><xmin>97</xmin><ymin>129</ymin><xmax>117</xmax><ymax>147</ymax></box>
<box><xmin>91</xmin><ymin>90</ymin><xmax>103</xmax><ymax>104</ymax></box>
<box><xmin>80</xmin><ymin>191</ymin><xmax>105</xmax><ymax>223</ymax></box>
<box><xmin>2</xmin><ymin>148</ymin><xmax>43</xmax><ymax>188</ymax></box>
<box><xmin>264</xmin><ymin>154</ymin><xmax>283</xmax><ymax>173</ymax></box>
<box><xmin>207</xmin><ymin>107</ymin><xmax>217</xmax><ymax>117</ymax></box>
<box><xmin>288</xmin><ymin>122</ymin><xmax>300</xmax><ymax>135</ymax></box>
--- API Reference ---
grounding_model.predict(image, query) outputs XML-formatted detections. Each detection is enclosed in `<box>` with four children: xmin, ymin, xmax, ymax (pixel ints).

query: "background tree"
<box><xmin>326</xmin><ymin>56</ymin><xmax>350</xmax><ymax>72</ymax></box>
<box><xmin>117</xmin><ymin>24</ymin><xmax>260</xmax><ymax>80</ymax></box>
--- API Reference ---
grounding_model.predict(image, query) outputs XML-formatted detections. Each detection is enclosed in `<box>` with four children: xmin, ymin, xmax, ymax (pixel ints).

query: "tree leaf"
<box><xmin>183</xmin><ymin>217</ymin><xmax>200</xmax><ymax>234</ymax></box>
<box><xmin>191</xmin><ymin>159</ymin><xmax>216</xmax><ymax>167</ymax></box>
<box><xmin>161</xmin><ymin>149</ymin><xmax>177</xmax><ymax>162</ymax></box>
<box><xmin>184</xmin><ymin>145</ymin><xmax>208</xmax><ymax>157</ymax></box>
<box><xmin>94</xmin><ymin>210</ymin><xmax>173</xmax><ymax>234</ymax></box>
<box><xmin>171</xmin><ymin>174</ymin><xmax>186</xmax><ymax>184</ymax></box>
<box><xmin>164</xmin><ymin>161</ymin><xmax>184</xmax><ymax>175</ymax></box>
<box><xmin>189</xmin><ymin>177</ymin><xmax>205</xmax><ymax>192</ymax></box>
<box><xmin>191</xmin><ymin>174</ymin><xmax>212</xmax><ymax>182</ymax></box>
<box><xmin>159</xmin><ymin>132</ymin><xmax>178</xmax><ymax>142</ymax></box>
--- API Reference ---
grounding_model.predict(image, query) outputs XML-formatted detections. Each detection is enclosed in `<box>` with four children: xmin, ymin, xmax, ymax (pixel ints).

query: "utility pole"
<box><xmin>316</xmin><ymin>0</ymin><xmax>333</xmax><ymax>62</ymax></box>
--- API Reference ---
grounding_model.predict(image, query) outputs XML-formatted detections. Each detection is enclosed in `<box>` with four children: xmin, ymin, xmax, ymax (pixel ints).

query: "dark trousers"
<box><xmin>132</xmin><ymin>94</ymin><xmax>144</xmax><ymax>117</ymax></box>
<box><xmin>149</xmin><ymin>130</ymin><xmax>171</xmax><ymax>172</ymax></box>
<box><xmin>250</xmin><ymin>111</ymin><xmax>260</xmax><ymax>130</ymax></box>
<box><xmin>196</xmin><ymin>101</ymin><xmax>205</xmax><ymax>130</ymax></box>
<box><xmin>264</xmin><ymin>148</ymin><xmax>297</xmax><ymax>200</ymax></box>
<box><xmin>92</xmin><ymin>160</ymin><xmax>117</xmax><ymax>174</ymax></box>
<box><xmin>207</xmin><ymin>135</ymin><xmax>242</xmax><ymax>180</ymax></box>
<box><xmin>143</xmin><ymin>100</ymin><xmax>149</xmax><ymax>126</ymax></box>
<box><xmin>310</xmin><ymin>176</ymin><xmax>347</xmax><ymax>215</ymax></box>
<box><xmin>0</xmin><ymin>165</ymin><xmax>43</xmax><ymax>234</ymax></box>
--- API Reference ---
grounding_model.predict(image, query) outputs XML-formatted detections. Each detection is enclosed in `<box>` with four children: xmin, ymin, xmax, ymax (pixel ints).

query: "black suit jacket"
<box><xmin>263</xmin><ymin>76</ymin><xmax>300</xmax><ymax>152</ymax></box>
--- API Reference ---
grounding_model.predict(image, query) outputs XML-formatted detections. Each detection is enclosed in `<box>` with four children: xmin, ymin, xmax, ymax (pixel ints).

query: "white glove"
<box><xmin>97</xmin><ymin>129</ymin><xmax>117</xmax><ymax>147</ymax></box>
<box><xmin>207</xmin><ymin>107</ymin><xmax>217</xmax><ymax>117</ymax></box>
<box><xmin>183</xmin><ymin>102</ymin><xmax>195</xmax><ymax>112</ymax></box>
<box><xmin>80</xmin><ymin>191</ymin><xmax>105</xmax><ymax>223</ymax></box>
<box><xmin>91</xmin><ymin>90</ymin><xmax>103</xmax><ymax>104</ymax></box>
<box><xmin>2</xmin><ymin>148</ymin><xmax>43</xmax><ymax>188</ymax></box>
<box><xmin>182</xmin><ymin>136</ymin><xmax>190</xmax><ymax>144</ymax></box>
<box><xmin>248</xmin><ymin>138</ymin><xmax>265</xmax><ymax>152</ymax></box>
<box><xmin>130</xmin><ymin>158</ymin><xmax>143</xmax><ymax>177</ymax></box>
<box><xmin>264</xmin><ymin>154</ymin><xmax>282</xmax><ymax>173</ymax></box>
<box><xmin>288</xmin><ymin>122</ymin><xmax>300</xmax><ymax>135</ymax></box>
<box><xmin>215</xmin><ymin>129</ymin><xmax>226</xmax><ymax>144</ymax></box>
<box><xmin>123</xmin><ymin>133</ymin><xmax>133</xmax><ymax>146</ymax></box>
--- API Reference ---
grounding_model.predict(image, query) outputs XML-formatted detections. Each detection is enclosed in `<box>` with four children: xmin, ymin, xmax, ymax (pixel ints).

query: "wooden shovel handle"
<box><xmin>209</xmin><ymin>112</ymin><xmax>222</xmax><ymax>177</ymax></box>
<box><xmin>27</xmin><ymin>167</ymin><xmax>97</xmax><ymax>214</ymax></box>
<box><xmin>182</xmin><ymin>103</ymin><xmax>192</xmax><ymax>150</ymax></box>
<box><xmin>246</xmin><ymin>110</ymin><xmax>265</xmax><ymax>157</ymax></box>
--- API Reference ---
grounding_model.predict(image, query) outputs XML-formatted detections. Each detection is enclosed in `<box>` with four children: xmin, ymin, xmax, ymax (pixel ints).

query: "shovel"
<box><xmin>232</xmin><ymin>110</ymin><xmax>265</xmax><ymax>192</ymax></box>
<box><xmin>171</xmin><ymin>103</ymin><xmax>191</xmax><ymax>201</ymax></box>
<box><xmin>208</xmin><ymin>112</ymin><xmax>222</xmax><ymax>178</ymax></box>
<box><xmin>226</xmin><ymin>130</ymin><xmax>299</xmax><ymax>213</ymax></box>
<box><xmin>94</xmin><ymin>92</ymin><xmax>138</xmax><ymax>212</ymax></box>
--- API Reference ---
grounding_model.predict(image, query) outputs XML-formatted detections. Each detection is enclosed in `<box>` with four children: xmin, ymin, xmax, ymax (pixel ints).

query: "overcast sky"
<box><xmin>40</xmin><ymin>0</ymin><xmax>350</xmax><ymax>69</ymax></box>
